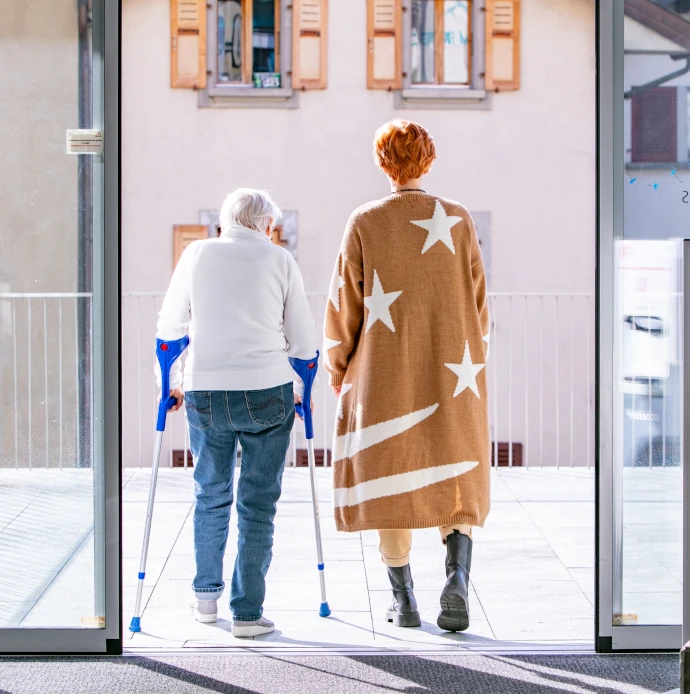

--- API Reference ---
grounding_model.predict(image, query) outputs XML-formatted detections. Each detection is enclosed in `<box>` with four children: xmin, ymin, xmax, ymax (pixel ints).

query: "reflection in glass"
<box><xmin>0</xmin><ymin>0</ymin><xmax>103</xmax><ymax>627</ymax></box>
<box><xmin>218</xmin><ymin>0</ymin><xmax>243</xmax><ymax>82</ymax></box>
<box><xmin>411</xmin><ymin>0</ymin><xmax>435</xmax><ymax>84</ymax></box>
<box><xmin>252</xmin><ymin>0</ymin><xmax>276</xmax><ymax>75</ymax></box>
<box><xmin>615</xmin><ymin>0</ymin><xmax>690</xmax><ymax>626</ymax></box>
<box><xmin>443</xmin><ymin>1</ymin><xmax>470</xmax><ymax>84</ymax></box>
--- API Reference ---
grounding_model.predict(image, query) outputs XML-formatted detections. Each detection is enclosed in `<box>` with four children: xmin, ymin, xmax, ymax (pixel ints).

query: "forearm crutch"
<box><xmin>130</xmin><ymin>335</ymin><xmax>189</xmax><ymax>633</ymax></box>
<box><xmin>289</xmin><ymin>351</ymin><xmax>331</xmax><ymax>618</ymax></box>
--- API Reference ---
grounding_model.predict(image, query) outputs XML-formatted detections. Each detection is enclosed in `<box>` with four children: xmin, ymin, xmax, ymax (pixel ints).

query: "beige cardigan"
<box><xmin>324</xmin><ymin>192</ymin><xmax>491</xmax><ymax>532</ymax></box>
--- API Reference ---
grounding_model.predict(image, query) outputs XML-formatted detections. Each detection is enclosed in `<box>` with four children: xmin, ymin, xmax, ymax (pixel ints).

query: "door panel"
<box><xmin>598</xmin><ymin>0</ymin><xmax>685</xmax><ymax>651</ymax></box>
<box><xmin>0</xmin><ymin>0</ymin><xmax>120</xmax><ymax>653</ymax></box>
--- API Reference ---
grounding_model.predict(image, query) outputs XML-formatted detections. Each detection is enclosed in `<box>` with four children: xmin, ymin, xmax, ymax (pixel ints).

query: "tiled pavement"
<box><xmin>1</xmin><ymin>466</ymin><xmax>682</xmax><ymax>651</ymax></box>
<box><xmin>121</xmin><ymin>467</ymin><xmax>598</xmax><ymax>651</ymax></box>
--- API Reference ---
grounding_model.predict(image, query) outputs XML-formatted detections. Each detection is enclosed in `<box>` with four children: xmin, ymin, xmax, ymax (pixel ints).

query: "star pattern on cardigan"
<box><xmin>410</xmin><ymin>200</ymin><xmax>463</xmax><ymax>255</ymax></box>
<box><xmin>329</xmin><ymin>271</ymin><xmax>345</xmax><ymax>312</ymax></box>
<box><xmin>323</xmin><ymin>336</ymin><xmax>342</xmax><ymax>367</ymax></box>
<box><xmin>364</xmin><ymin>270</ymin><xmax>402</xmax><ymax>333</ymax></box>
<box><xmin>445</xmin><ymin>340</ymin><xmax>485</xmax><ymax>398</ymax></box>
<box><xmin>337</xmin><ymin>383</ymin><xmax>353</xmax><ymax>419</ymax></box>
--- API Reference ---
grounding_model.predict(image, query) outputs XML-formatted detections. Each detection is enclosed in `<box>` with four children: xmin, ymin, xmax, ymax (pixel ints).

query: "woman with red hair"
<box><xmin>324</xmin><ymin>120</ymin><xmax>490</xmax><ymax>632</ymax></box>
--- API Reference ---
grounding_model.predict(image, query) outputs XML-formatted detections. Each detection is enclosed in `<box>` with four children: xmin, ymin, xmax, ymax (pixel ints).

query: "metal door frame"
<box><xmin>596</xmin><ymin>0</ymin><xmax>682</xmax><ymax>652</ymax></box>
<box><xmin>0</xmin><ymin>0</ymin><xmax>121</xmax><ymax>655</ymax></box>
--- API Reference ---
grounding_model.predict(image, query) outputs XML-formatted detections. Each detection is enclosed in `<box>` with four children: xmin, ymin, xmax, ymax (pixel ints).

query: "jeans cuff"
<box><xmin>194</xmin><ymin>588</ymin><xmax>224</xmax><ymax>600</ymax></box>
<box><xmin>233</xmin><ymin>614</ymin><xmax>262</xmax><ymax>622</ymax></box>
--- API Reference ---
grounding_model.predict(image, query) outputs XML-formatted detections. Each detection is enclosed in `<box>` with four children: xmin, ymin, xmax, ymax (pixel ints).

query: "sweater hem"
<box><xmin>334</xmin><ymin>512</ymin><xmax>486</xmax><ymax>533</ymax></box>
<box><xmin>184</xmin><ymin>362</ymin><xmax>295</xmax><ymax>392</ymax></box>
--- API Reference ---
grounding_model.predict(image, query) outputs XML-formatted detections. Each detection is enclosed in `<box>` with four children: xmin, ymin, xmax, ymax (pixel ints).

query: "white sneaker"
<box><xmin>189</xmin><ymin>598</ymin><xmax>217</xmax><ymax>624</ymax></box>
<box><xmin>232</xmin><ymin>616</ymin><xmax>275</xmax><ymax>638</ymax></box>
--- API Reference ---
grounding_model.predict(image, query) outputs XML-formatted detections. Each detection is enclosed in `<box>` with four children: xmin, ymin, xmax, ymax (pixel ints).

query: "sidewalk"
<box><xmin>123</xmin><ymin>467</ymin><xmax>596</xmax><ymax>650</ymax></box>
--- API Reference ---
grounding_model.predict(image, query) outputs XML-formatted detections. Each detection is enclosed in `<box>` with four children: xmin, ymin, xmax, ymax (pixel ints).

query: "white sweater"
<box><xmin>156</xmin><ymin>225</ymin><xmax>318</xmax><ymax>394</ymax></box>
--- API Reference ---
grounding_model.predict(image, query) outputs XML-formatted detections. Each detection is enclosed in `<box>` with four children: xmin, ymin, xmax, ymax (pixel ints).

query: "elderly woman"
<box><xmin>157</xmin><ymin>188</ymin><xmax>317</xmax><ymax>638</ymax></box>
<box><xmin>324</xmin><ymin>120</ymin><xmax>490</xmax><ymax>632</ymax></box>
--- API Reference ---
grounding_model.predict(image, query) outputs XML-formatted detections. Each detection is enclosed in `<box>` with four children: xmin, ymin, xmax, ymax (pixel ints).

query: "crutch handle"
<box><xmin>289</xmin><ymin>351</ymin><xmax>319</xmax><ymax>440</ymax></box>
<box><xmin>156</xmin><ymin>336</ymin><xmax>190</xmax><ymax>432</ymax></box>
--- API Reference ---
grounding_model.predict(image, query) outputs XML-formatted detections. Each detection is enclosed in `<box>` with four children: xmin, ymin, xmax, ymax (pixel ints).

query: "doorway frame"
<box><xmin>596</xmin><ymin>0</ymin><xmax>682</xmax><ymax>652</ymax></box>
<box><xmin>0</xmin><ymin>0</ymin><xmax>122</xmax><ymax>655</ymax></box>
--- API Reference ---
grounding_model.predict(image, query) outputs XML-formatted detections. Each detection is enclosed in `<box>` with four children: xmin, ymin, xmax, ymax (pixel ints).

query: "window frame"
<box><xmin>398</xmin><ymin>0</ymin><xmax>488</xmax><ymax>107</ymax></box>
<box><xmin>201</xmin><ymin>0</ymin><xmax>298</xmax><ymax>108</ymax></box>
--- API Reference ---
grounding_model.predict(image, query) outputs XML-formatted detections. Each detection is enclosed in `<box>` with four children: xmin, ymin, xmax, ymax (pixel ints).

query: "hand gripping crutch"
<box><xmin>289</xmin><ymin>351</ymin><xmax>331</xmax><ymax>618</ymax></box>
<box><xmin>130</xmin><ymin>335</ymin><xmax>189</xmax><ymax>633</ymax></box>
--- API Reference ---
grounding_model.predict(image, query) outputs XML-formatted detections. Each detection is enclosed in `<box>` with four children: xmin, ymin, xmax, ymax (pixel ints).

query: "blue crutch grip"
<box><xmin>129</xmin><ymin>616</ymin><xmax>141</xmax><ymax>633</ymax></box>
<box><xmin>289</xmin><ymin>351</ymin><xmax>319</xmax><ymax>440</ymax></box>
<box><xmin>156</xmin><ymin>336</ymin><xmax>190</xmax><ymax>432</ymax></box>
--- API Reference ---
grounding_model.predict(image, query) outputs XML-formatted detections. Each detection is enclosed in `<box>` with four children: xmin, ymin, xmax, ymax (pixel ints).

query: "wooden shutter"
<box><xmin>292</xmin><ymin>0</ymin><xmax>328</xmax><ymax>89</ymax></box>
<box><xmin>173</xmin><ymin>225</ymin><xmax>208</xmax><ymax>268</ymax></box>
<box><xmin>171</xmin><ymin>0</ymin><xmax>207</xmax><ymax>89</ymax></box>
<box><xmin>367</xmin><ymin>0</ymin><xmax>402</xmax><ymax>90</ymax></box>
<box><xmin>631</xmin><ymin>87</ymin><xmax>678</xmax><ymax>163</ymax></box>
<box><xmin>485</xmin><ymin>0</ymin><xmax>520</xmax><ymax>91</ymax></box>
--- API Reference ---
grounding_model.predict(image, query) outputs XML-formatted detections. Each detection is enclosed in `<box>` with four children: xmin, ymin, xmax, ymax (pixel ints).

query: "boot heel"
<box><xmin>437</xmin><ymin>593</ymin><xmax>469</xmax><ymax>632</ymax></box>
<box><xmin>388</xmin><ymin>609</ymin><xmax>421</xmax><ymax>628</ymax></box>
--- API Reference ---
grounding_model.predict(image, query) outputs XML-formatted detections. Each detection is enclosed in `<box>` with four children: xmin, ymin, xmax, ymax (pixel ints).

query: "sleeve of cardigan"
<box><xmin>469</xmin><ymin>217</ymin><xmax>491</xmax><ymax>360</ymax></box>
<box><xmin>323</xmin><ymin>220</ymin><xmax>364</xmax><ymax>387</ymax></box>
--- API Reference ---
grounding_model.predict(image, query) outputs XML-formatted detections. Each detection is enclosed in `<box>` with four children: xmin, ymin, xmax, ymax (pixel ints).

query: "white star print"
<box><xmin>445</xmin><ymin>341</ymin><xmax>485</xmax><ymax>398</ymax></box>
<box><xmin>483</xmin><ymin>330</ymin><xmax>491</xmax><ymax>359</ymax></box>
<box><xmin>328</xmin><ymin>271</ymin><xmax>345</xmax><ymax>312</ymax></box>
<box><xmin>333</xmin><ymin>403</ymin><xmax>439</xmax><ymax>463</ymax></box>
<box><xmin>323</xmin><ymin>336</ymin><xmax>341</xmax><ymax>368</ymax></box>
<box><xmin>337</xmin><ymin>383</ymin><xmax>353</xmax><ymax>419</ymax></box>
<box><xmin>410</xmin><ymin>200</ymin><xmax>463</xmax><ymax>255</ymax></box>
<box><xmin>364</xmin><ymin>270</ymin><xmax>402</xmax><ymax>333</ymax></box>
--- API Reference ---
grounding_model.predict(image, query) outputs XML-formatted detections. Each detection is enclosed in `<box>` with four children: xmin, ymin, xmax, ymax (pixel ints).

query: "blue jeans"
<box><xmin>185</xmin><ymin>383</ymin><xmax>294</xmax><ymax>621</ymax></box>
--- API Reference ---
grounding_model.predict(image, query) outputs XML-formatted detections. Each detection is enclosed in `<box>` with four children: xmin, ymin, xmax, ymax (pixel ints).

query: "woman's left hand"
<box><xmin>294</xmin><ymin>393</ymin><xmax>314</xmax><ymax>420</ymax></box>
<box><xmin>169</xmin><ymin>387</ymin><xmax>184</xmax><ymax>412</ymax></box>
<box><xmin>331</xmin><ymin>385</ymin><xmax>342</xmax><ymax>397</ymax></box>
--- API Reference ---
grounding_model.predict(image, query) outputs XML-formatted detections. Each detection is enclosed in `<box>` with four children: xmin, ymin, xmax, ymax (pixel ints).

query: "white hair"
<box><xmin>219</xmin><ymin>188</ymin><xmax>282</xmax><ymax>234</ymax></box>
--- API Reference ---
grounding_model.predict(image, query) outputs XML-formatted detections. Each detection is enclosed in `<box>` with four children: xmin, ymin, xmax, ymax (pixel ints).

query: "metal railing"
<box><xmin>0</xmin><ymin>293</ymin><xmax>92</xmax><ymax>469</ymax></box>
<box><xmin>121</xmin><ymin>291</ymin><xmax>596</xmax><ymax>470</ymax></box>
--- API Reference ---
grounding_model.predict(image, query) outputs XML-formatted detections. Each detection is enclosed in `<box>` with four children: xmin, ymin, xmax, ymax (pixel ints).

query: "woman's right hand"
<box><xmin>331</xmin><ymin>385</ymin><xmax>342</xmax><ymax>397</ymax></box>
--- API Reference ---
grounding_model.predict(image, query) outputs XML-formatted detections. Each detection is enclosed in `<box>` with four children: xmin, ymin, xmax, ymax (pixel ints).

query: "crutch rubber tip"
<box><xmin>319</xmin><ymin>603</ymin><xmax>331</xmax><ymax>618</ymax></box>
<box><xmin>129</xmin><ymin>617</ymin><xmax>141</xmax><ymax>633</ymax></box>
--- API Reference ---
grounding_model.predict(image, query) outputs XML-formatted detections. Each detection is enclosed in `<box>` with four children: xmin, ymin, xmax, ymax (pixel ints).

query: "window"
<box><xmin>217</xmin><ymin>0</ymin><xmax>280</xmax><ymax>86</ymax></box>
<box><xmin>410</xmin><ymin>0</ymin><xmax>472</xmax><ymax>86</ymax></box>
<box><xmin>631</xmin><ymin>87</ymin><xmax>677</xmax><ymax>163</ymax></box>
<box><xmin>196</xmin><ymin>0</ymin><xmax>327</xmax><ymax>106</ymax></box>
<box><xmin>366</xmin><ymin>0</ymin><xmax>520</xmax><ymax>107</ymax></box>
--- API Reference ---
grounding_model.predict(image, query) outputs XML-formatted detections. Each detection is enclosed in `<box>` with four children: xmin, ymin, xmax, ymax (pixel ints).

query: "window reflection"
<box><xmin>615</xmin><ymin>0</ymin><xmax>690</xmax><ymax>626</ymax></box>
<box><xmin>443</xmin><ymin>1</ymin><xmax>470</xmax><ymax>84</ymax></box>
<box><xmin>411</xmin><ymin>0</ymin><xmax>435</xmax><ymax>84</ymax></box>
<box><xmin>218</xmin><ymin>0</ymin><xmax>243</xmax><ymax>83</ymax></box>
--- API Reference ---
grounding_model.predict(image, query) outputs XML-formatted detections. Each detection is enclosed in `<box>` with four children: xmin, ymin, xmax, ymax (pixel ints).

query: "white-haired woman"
<box><xmin>156</xmin><ymin>188</ymin><xmax>318</xmax><ymax>637</ymax></box>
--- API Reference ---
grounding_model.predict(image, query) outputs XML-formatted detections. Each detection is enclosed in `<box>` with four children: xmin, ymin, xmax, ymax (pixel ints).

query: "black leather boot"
<box><xmin>437</xmin><ymin>530</ymin><xmax>472</xmax><ymax>632</ymax></box>
<box><xmin>386</xmin><ymin>565</ymin><xmax>421</xmax><ymax>628</ymax></box>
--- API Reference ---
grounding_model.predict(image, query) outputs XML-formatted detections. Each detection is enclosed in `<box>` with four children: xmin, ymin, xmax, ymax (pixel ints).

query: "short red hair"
<box><xmin>373</xmin><ymin>119</ymin><xmax>436</xmax><ymax>184</ymax></box>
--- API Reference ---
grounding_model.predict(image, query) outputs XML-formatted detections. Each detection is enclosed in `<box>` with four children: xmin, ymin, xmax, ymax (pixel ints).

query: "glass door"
<box><xmin>0</xmin><ymin>0</ymin><xmax>120</xmax><ymax>653</ymax></box>
<box><xmin>598</xmin><ymin>0</ymin><xmax>686</xmax><ymax>651</ymax></box>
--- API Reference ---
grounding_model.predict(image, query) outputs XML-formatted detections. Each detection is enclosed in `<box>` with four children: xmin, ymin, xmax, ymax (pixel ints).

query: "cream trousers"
<box><xmin>377</xmin><ymin>525</ymin><xmax>473</xmax><ymax>568</ymax></box>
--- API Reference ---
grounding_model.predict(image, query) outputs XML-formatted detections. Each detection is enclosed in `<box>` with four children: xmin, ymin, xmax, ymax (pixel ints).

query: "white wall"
<box><xmin>122</xmin><ymin>0</ymin><xmax>596</xmax><ymax>295</ymax></box>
